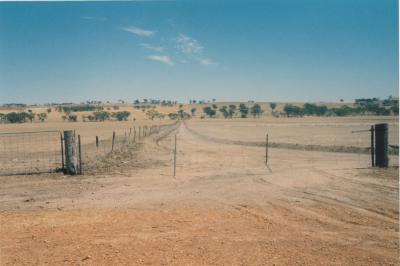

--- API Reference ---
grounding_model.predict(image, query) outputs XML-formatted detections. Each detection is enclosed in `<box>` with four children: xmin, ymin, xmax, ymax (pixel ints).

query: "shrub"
<box><xmin>93</xmin><ymin>111</ymin><xmax>110</xmax><ymax>121</ymax></box>
<box><xmin>203</xmin><ymin>107</ymin><xmax>216</xmax><ymax>118</ymax></box>
<box><xmin>239</xmin><ymin>104</ymin><xmax>249</xmax><ymax>118</ymax></box>
<box><xmin>168</xmin><ymin>113</ymin><xmax>178</xmax><ymax>120</ymax></box>
<box><xmin>37</xmin><ymin>113</ymin><xmax>47</xmax><ymax>122</ymax></box>
<box><xmin>112</xmin><ymin>111</ymin><xmax>130</xmax><ymax>121</ymax></box>
<box><xmin>5</xmin><ymin>112</ymin><xmax>32</xmax><ymax>123</ymax></box>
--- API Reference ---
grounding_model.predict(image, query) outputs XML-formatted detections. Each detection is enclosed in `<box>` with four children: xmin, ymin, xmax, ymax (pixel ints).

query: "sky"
<box><xmin>0</xmin><ymin>0</ymin><xmax>398</xmax><ymax>104</ymax></box>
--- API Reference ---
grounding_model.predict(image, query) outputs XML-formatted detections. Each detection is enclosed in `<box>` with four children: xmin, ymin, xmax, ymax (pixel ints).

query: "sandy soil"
<box><xmin>187</xmin><ymin>116</ymin><xmax>399</xmax><ymax>147</ymax></box>
<box><xmin>0</xmin><ymin>122</ymin><xmax>398</xmax><ymax>265</ymax></box>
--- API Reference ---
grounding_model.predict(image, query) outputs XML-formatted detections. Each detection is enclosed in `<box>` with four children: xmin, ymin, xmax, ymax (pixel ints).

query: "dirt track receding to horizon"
<box><xmin>0</xmin><ymin>121</ymin><xmax>398</xmax><ymax>265</ymax></box>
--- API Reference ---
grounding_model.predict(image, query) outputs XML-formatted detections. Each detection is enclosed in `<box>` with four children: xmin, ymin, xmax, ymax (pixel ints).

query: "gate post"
<box><xmin>375</xmin><ymin>123</ymin><xmax>389</xmax><ymax>167</ymax></box>
<box><xmin>63</xmin><ymin>130</ymin><xmax>78</xmax><ymax>175</ymax></box>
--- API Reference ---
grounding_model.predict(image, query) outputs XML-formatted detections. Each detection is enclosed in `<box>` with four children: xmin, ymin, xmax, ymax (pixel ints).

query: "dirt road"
<box><xmin>0</xmin><ymin>123</ymin><xmax>398</xmax><ymax>265</ymax></box>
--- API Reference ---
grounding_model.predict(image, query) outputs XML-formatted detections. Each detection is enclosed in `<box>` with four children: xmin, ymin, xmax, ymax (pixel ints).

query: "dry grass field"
<box><xmin>0</xmin><ymin>109</ymin><xmax>399</xmax><ymax>265</ymax></box>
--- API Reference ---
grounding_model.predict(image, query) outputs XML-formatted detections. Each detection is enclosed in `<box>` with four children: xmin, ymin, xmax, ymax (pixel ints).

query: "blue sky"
<box><xmin>0</xmin><ymin>0</ymin><xmax>398</xmax><ymax>104</ymax></box>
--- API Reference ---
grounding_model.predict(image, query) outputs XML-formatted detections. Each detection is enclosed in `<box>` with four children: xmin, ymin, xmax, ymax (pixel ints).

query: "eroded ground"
<box><xmin>0</xmin><ymin>122</ymin><xmax>398</xmax><ymax>265</ymax></box>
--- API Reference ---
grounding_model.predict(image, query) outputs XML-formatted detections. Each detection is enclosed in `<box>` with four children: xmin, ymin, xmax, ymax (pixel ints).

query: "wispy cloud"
<box><xmin>147</xmin><ymin>55</ymin><xmax>174</xmax><ymax>66</ymax></box>
<box><xmin>121</xmin><ymin>26</ymin><xmax>155</xmax><ymax>37</ymax></box>
<box><xmin>175</xmin><ymin>34</ymin><xmax>214</xmax><ymax>66</ymax></box>
<box><xmin>176</xmin><ymin>34</ymin><xmax>203</xmax><ymax>55</ymax></box>
<box><xmin>81</xmin><ymin>16</ymin><xmax>107</xmax><ymax>21</ymax></box>
<box><xmin>140</xmin><ymin>43</ymin><xmax>164</xmax><ymax>52</ymax></box>
<box><xmin>198</xmin><ymin>58</ymin><xmax>214</xmax><ymax>66</ymax></box>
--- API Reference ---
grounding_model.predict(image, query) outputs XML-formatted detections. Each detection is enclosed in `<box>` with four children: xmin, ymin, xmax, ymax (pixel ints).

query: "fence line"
<box><xmin>0</xmin><ymin>121</ymin><xmax>180</xmax><ymax>176</ymax></box>
<box><xmin>183</xmin><ymin>121</ymin><xmax>399</xmax><ymax>168</ymax></box>
<box><xmin>0</xmin><ymin>130</ymin><xmax>63</xmax><ymax>175</ymax></box>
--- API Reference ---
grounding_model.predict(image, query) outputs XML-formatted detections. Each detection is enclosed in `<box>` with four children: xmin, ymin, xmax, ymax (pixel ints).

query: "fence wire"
<box><xmin>184</xmin><ymin>121</ymin><xmax>399</xmax><ymax>169</ymax></box>
<box><xmin>0</xmin><ymin>131</ymin><xmax>63</xmax><ymax>175</ymax></box>
<box><xmin>80</xmin><ymin>122</ymin><xmax>179</xmax><ymax>174</ymax></box>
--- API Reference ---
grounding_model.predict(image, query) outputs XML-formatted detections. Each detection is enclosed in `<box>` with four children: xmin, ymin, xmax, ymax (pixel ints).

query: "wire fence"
<box><xmin>0</xmin><ymin>122</ymin><xmax>180</xmax><ymax>176</ymax></box>
<box><xmin>184</xmin><ymin>121</ymin><xmax>399</xmax><ymax>169</ymax></box>
<box><xmin>0</xmin><ymin>119</ymin><xmax>396</xmax><ymax>176</ymax></box>
<box><xmin>79</xmin><ymin>122</ymin><xmax>180</xmax><ymax>174</ymax></box>
<box><xmin>0</xmin><ymin>131</ymin><xmax>63</xmax><ymax>175</ymax></box>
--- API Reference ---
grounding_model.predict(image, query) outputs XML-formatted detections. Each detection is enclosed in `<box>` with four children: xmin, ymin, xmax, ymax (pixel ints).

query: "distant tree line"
<box><xmin>201</xmin><ymin>103</ymin><xmax>263</xmax><ymax>118</ymax></box>
<box><xmin>134</xmin><ymin>99</ymin><xmax>177</xmax><ymax>106</ymax></box>
<box><xmin>283</xmin><ymin>97</ymin><xmax>398</xmax><ymax>117</ymax></box>
<box><xmin>82</xmin><ymin>111</ymin><xmax>131</xmax><ymax>122</ymax></box>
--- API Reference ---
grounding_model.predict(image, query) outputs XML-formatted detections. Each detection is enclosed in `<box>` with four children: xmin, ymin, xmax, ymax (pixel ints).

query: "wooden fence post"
<box><xmin>78</xmin><ymin>134</ymin><xmax>82</xmax><ymax>174</ymax></box>
<box><xmin>133</xmin><ymin>127</ymin><xmax>136</xmax><ymax>143</ymax></box>
<box><xmin>96</xmin><ymin>136</ymin><xmax>99</xmax><ymax>148</ymax></box>
<box><xmin>111</xmin><ymin>131</ymin><xmax>116</xmax><ymax>151</ymax></box>
<box><xmin>63</xmin><ymin>130</ymin><xmax>78</xmax><ymax>175</ymax></box>
<box><xmin>265</xmin><ymin>133</ymin><xmax>269</xmax><ymax>165</ymax></box>
<box><xmin>174</xmin><ymin>134</ymin><xmax>177</xmax><ymax>177</ymax></box>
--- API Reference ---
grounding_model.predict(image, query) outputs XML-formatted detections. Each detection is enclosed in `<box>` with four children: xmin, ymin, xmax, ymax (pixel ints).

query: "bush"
<box><xmin>203</xmin><ymin>107</ymin><xmax>216</xmax><ymax>118</ymax></box>
<box><xmin>37</xmin><ymin>113</ymin><xmax>47</xmax><ymax>122</ymax></box>
<box><xmin>168</xmin><ymin>113</ymin><xmax>178</xmax><ymax>120</ymax></box>
<box><xmin>112</xmin><ymin>111</ymin><xmax>130</xmax><ymax>121</ymax></box>
<box><xmin>4</xmin><ymin>112</ymin><xmax>32</xmax><ymax>123</ymax></box>
<box><xmin>93</xmin><ymin>111</ymin><xmax>110</xmax><ymax>121</ymax></box>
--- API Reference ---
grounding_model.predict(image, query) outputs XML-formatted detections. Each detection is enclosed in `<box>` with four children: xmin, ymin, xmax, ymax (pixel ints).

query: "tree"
<box><xmin>219</xmin><ymin>106</ymin><xmax>229</xmax><ymax>118</ymax></box>
<box><xmin>93</xmin><ymin>111</ymin><xmax>110</xmax><ymax>121</ymax></box>
<box><xmin>203</xmin><ymin>107</ymin><xmax>216</xmax><ymax>118</ymax></box>
<box><xmin>46</xmin><ymin>108</ymin><xmax>52</xmax><ymax>113</ymax></box>
<box><xmin>67</xmin><ymin>114</ymin><xmax>77</xmax><ymax>122</ymax></box>
<box><xmin>250</xmin><ymin>104</ymin><xmax>263</xmax><ymax>118</ymax></box>
<box><xmin>283</xmin><ymin>104</ymin><xmax>303</xmax><ymax>117</ymax></box>
<box><xmin>228</xmin><ymin>104</ymin><xmax>236</xmax><ymax>118</ymax></box>
<box><xmin>239</xmin><ymin>104</ymin><xmax>249</xmax><ymax>118</ymax></box>
<box><xmin>212</xmin><ymin>104</ymin><xmax>218</xmax><ymax>110</ymax></box>
<box><xmin>4</xmin><ymin>112</ymin><xmax>31</xmax><ymax>123</ymax></box>
<box><xmin>112</xmin><ymin>111</ymin><xmax>130</xmax><ymax>121</ymax></box>
<box><xmin>303</xmin><ymin>103</ymin><xmax>328</xmax><ymax>116</ymax></box>
<box><xmin>37</xmin><ymin>113</ymin><xmax>47</xmax><ymax>122</ymax></box>
<box><xmin>270</xmin><ymin>102</ymin><xmax>277</xmax><ymax>111</ymax></box>
<box><xmin>146</xmin><ymin>110</ymin><xmax>160</xmax><ymax>120</ymax></box>
<box><xmin>191</xmin><ymin>108</ymin><xmax>197</xmax><ymax>117</ymax></box>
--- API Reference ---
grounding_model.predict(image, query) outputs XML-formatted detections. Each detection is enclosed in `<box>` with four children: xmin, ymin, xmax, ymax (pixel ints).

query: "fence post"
<box><xmin>63</xmin><ymin>130</ymin><xmax>78</xmax><ymax>175</ymax></box>
<box><xmin>111</xmin><ymin>131</ymin><xmax>115</xmax><ymax>152</ymax></box>
<box><xmin>370</xmin><ymin>125</ymin><xmax>375</xmax><ymax>167</ymax></box>
<box><xmin>174</xmin><ymin>134</ymin><xmax>177</xmax><ymax>177</ymax></box>
<box><xmin>78</xmin><ymin>134</ymin><xmax>82</xmax><ymax>175</ymax></box>
<box><xmin>375</xmin><ymin>123</ymin><xmax>388</xmax><ymax>167</ymax></box>
<box><xmin>60</xmin><ymin>133</ymin><xmax>65</xmax><ymax>171</ymax></box>
<box><xmin>96</xmin><ymin>136</ymin><xmax>99</xmax><ymax>148</ymax></box>
<box><xmin>139</xmin><ymin>126</ymin><xmax>141</xmax><ymax>140</ymax></box>
<box><xmin>133</xmin><ymin>127</ymin><xmax>136</xmax><ymax>143</ymax></box>
<box><xmin>265</xmin><ymin>133</ymin><xmax>269</xmax><ymax>165</ymax></box>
